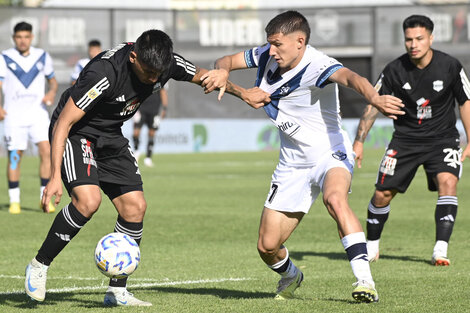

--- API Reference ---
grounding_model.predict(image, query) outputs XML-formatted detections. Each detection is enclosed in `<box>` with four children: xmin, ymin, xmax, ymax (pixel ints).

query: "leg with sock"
<box><xmin>26</xmin><ymin>203</ymin><xmax>89</xmax><ymax>301</ymax></box>
<box><xmin>8</xmin><ymin>150</ymin><xmax>22</xmax><ymax>214</ymax></box>
<box><xmin>366</xmin><ymin>201</ymin><xmax>391</xmax><ymax>262</ymax></box>
<box><xmin>8</xmin><ymin>181</ymin><xmax>20</xmax><ymax>214</ymax></box>
<box><xmin>104</xmin><ymin>215</ymin><xmax>151</xmax><ymax>306</ymax></box>
<box><xmin>267</xmin><ymin>247</ymin><xmax>303</xmax><ymax>300</ymax></box>
<box><xmin>342</xmin><ymin>232</ymin><xmax>378</xmax><ymax>303</ymax></box>
<box><xmin>432</xmin><ymin>196</ymin><xmax>457</xmax><ymax>266</ymax></box>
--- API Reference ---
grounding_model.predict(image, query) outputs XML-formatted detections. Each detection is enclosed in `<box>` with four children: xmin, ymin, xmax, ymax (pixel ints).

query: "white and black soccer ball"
<box><xmin>94</xmin><ymin>232</ymin><xmax>140</xmax><ymax>279</ymax></box>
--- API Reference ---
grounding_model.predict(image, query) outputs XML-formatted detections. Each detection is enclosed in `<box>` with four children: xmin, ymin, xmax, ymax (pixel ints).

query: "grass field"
<box><xmin>0</xmin><ymin>149</ymin><xmax>469</xmax><ymax>312</ymax></box>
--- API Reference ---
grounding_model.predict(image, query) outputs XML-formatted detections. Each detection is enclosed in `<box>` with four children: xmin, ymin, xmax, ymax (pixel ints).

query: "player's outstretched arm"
<box><xmin>459</xmin><ymin>100</ymin><xmax>470</xmax><ymax>162</ymax></box>
<box><xmin>41</xmin><ymin>97</ymin><xmax>85</xmax><ymax>212</ymax></box>
<box><xmin>200</xmin><ymin>52</ymin><xmax>248</xmax><ymax>100</ymax></box>
<box><xmin>353</xmin><ymin>105</ymin><xmax>380</xmax><ymax>168</ymax></box>
<box><xmin>224</xmin><ymin>82</ymin><xmax>271</xmax><ymax>109</ymax></box>
<box><xmin>329</xmin><ymin>67</ymin><xmax>404</xmax><ymax>120</ymax></box>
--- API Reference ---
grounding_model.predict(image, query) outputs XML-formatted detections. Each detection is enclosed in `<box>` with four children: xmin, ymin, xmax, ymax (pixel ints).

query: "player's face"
<box><xmin>404</xmin><ymin>26</ymin><xmax>433</xmax><ymax>61</ymax></box>
<box><xmin>267</xmin><ymin>31</ymin><xmax>305</xmax><ymax>72</ymax></box>
<box><xmin>88</xmin><ymin>46</ymin><xmax>102</xmax><ymax>59</ymax></box>
<box><xmin>13</xmin><ymin>30</ymin><xmax>33</xmax><ymax>55</ymax></box>
<box><xmin>129</xmin><ymin>52</ymin><xmax>161</xmax><ymax>85</ymax></box>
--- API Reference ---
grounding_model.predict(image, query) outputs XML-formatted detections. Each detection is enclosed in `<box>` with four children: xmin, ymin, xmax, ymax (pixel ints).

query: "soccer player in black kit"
<box><xmin>25</xmin><ymin>29</ymin><xmax>208</xmax><ymax>306</ymax></box>
<box><xmin>353</xmin><ymin>15</ymin><xmax>470</xmax><ymax>266</ymax></box>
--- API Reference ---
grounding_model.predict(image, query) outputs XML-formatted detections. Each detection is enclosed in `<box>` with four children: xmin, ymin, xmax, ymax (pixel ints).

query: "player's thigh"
<box><xmin>375</xmin><ymin>140</ymin><xmax>421</xmax><ymax>193</ymax></box>
<box><xmin>258</xmin><ymin>207</ymin><xmax>304</xmax><ymax>250</ymax></box>
<box><xmin>423</xmin><ymin>141</ymin><xmax>461</xmax><ymax>192</ymax></box>
<box><xmin>4</xmin><ymin>125</ymin><xmax>28</xmax><ymax>151</ymax></box>
<box><xmin>61</xmin><ymin>135</ymin><xmax>100</xmax><ymax>196</ymax></box>
<box><xmin>264</xmin><ymin>164</ymin><xmax>316</xmax><ymax>214</ymax></box>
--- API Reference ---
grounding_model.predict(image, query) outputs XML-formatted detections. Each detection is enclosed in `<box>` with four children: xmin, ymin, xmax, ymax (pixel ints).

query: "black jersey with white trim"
<box><xmin>376</xmin><ymin>50</ymin><xmax>470</xmax><ymax>141</ymax></box>
<box><xmin>51</xmin><ymin>43</ymin><xmax>195</xmax><ymax>139</ymax></box>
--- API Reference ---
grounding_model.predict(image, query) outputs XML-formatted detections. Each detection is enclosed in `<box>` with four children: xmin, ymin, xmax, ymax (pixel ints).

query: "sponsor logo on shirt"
<box><xmin>121</xmin><ymin>97</ymin><xmax>140</xmax><ymax>116</ymax></box>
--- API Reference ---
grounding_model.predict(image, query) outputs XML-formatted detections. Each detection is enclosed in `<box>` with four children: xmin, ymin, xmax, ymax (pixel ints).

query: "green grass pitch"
<box><xmin>0</xmin><ymin>149</ymin><xmax>469</xmax><ymax>312</ymax></box>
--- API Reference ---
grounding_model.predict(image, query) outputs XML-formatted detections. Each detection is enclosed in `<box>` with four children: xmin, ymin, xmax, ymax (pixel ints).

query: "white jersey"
<box><xmin>70</xmin><ymin>57</ymin><xmax>90</xmax><ymax>81</ymax></box>
<box><xmin>0</xmin><ymin>46</ymin><xmax>54</xmax><ymax>127</ymax></box>
<box><xmin>244</xmin><ymin>44</ymin><xmax>349</xmax><ymax>166</ymax></box>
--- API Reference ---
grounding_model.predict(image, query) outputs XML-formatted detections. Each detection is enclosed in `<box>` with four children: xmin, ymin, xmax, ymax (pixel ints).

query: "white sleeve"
<box><xmin>0</xmin><ymin>54</ymin><xmax>6</xmax><ymax>80</ymax></box>
<box><xmin>71</xmin><ymin>61</ymin><xmax>82</xmax><ymax>81</ymax></box>
<box><xmin>303</xmin><ymin>49</ymin><xmax>343</xmax><ymax>88</ymax></box>
<box><xmin>44</xmin><ymin>52</ymin><xmax>55</xmax><ymax>79</ymax></box>
<box><xmin>243</xmin><ymin>44</ymin><xmax>270</xmax><ymax>68</ymax></box>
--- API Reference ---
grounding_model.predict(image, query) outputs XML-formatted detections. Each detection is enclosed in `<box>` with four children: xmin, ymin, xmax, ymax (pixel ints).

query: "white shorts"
<box><xmin>264</xmin><ymin>145</ymin><xmax>355</xmax><ymax>214</ymax></box>
<box><xmin>4</xmin><ymin>118</ymin><xmax>50</xmax><ymax>151</ymax></box>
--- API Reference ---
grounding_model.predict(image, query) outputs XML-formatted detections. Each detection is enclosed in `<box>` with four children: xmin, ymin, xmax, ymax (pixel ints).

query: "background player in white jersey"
<box><xmin>0</xmin><ymin>21</ymin><xmax>58</xmax><ymax>214</ymax></box>
<box><xmin>353</xmin><ymin>15</ymin><xmax>470</xmax><ymax>266</ymax></box>
<box><xmin>201</xmin><ymin>10</ymin><xmax>404</xmax><ymax>302</ymax></box>
<box><xmin>70</xmin><ymin>39</ymin><xmax>102</xmax><ymax>85</ymax></box>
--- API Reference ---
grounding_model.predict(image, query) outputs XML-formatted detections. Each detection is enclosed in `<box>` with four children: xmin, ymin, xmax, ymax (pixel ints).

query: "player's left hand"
<box><xmin>370</xmin><ymin>94</ymin><xmax>405</xmax><ymax>120</ymax></box>
<box><xmin>461</xmin><ymin>145</ymin><xmax>470</xmax><ymax>162</ymax></box>
<box><xmin>42</xmin><ymin>92</ymin><xmax>55</xmax><ymax>106</ymax></box>
<box><xmin>200</xmin><ymin>69</ymin><xmax>229</xmax><ymax>100</ymax></box>
<box><xmin>242</xmin><ymin>87</ymin><xmax>271</xmax><ymax>109</ymax></box>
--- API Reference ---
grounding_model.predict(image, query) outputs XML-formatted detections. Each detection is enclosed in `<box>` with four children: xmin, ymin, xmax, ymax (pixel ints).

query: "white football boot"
<box><xmin>25</xmin><ymin>258</ymin><xmax>49</xmax><ymax>301</ymax></box>
<box><xmin>104</xmin><ymin>287</ymin><xmax>152</xmax><ymax>306</ymax></box>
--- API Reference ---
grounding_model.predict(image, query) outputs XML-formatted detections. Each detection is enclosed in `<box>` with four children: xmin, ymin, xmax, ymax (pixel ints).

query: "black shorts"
<box><xmin>133</xmin><ymin>110</ymin><xmax>161</xmax><ymax>131</ymax></box>
<box><xmin>61</xmin><ymin>133</ymin><xmax>142</xmax><ymax>199</ymax></box>
<box><xmin>375</xmin><ymin>137</ymin><xmax>462</xmax><ymax>192</ymax></box>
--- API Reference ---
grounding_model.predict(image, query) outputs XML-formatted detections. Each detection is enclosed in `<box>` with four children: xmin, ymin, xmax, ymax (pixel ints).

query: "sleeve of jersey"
<box><xmin>44</xmin><ymin>52</ymin><xmax>55</xmax><ymax>79</ymax></box>
<box><xmin>312</xmin><ymin>55</ymin><xmax>343</xmax><ymax>88</ymax></box>
<box><xmin>244</xmin><ymin>44</ymin><xmax>270</xmax><ymax>68</ymax></box>
<box><xmin>0</xmin><ymin>56</ymin><xmax>6</xmax><ymax>81</ymax></box>
<box><xmin>452</xmin><ymin>61</ymin><xmax>470</xmax><ymax>105</ymax></box>
<box><xmin>70</xmin><ymin>62</ymin><xmax>81</xmax><ymax>81</ymax></box>
<box><xmin>170</xmin><ymin>53</ymin><xmax>197</xmax><ymax>81</ymax></box>
<box><xmin>70</xmin><ymin>62</ymin><xmax>112</xmax><ymax>113</ymax></box>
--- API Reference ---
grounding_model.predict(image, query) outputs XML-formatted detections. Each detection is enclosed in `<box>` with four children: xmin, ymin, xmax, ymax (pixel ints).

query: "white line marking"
<box><xmin>0</xmin><ymin>277</ymin><xmax>251</xmax><ymax>295</ymax></box>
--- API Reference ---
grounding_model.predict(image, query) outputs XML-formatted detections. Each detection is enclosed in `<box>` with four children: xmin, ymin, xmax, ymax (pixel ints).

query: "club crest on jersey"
<box><xmin>433</xmin><ymin>80</ymin><xmax>443</xmax><ymax>92</ymax></box>
<box><xmin>7</xmin><ymin>62</ymin><xmax>17</xmax><ymax>71</ymax></box>
<box><xmin>121</xmin><ymin>97</ymin><xmax>140</xmax><ymax>116</ymax></box>
<box><xmin>279</xmin><ymin>84</ymin><xmax>290</xmax><ymax>96</ymax></box>
<box><xmin>152</xmin><ymin>82</ymin><xmax>162</xmax><ymax>93</ymax></box>
<box><xmin>36</xmin><ymin>62</ymin><xmax>44</xmax><ymax>71</ymax></box>
<box><xmin>332</xmin><ymin>150</ymin><xmax>347</xmax><ymax>161</ymax></box>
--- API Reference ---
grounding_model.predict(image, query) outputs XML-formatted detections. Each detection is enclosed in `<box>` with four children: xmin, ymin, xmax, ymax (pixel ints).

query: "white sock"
<box><xmin>268</xmin><ymin>249</ymin><xmax>298</xmax><ymax>278</ymax></box>
<box><xmin>433</xmin><ymin>240</ymin><xmax>448</xmax><ymax>257</ymax></box>
<box><xmin>40</xmin><ymin>186</ymin><xmax>46</xmax><ymax>199</ymax></box>
<box><xmin>342</xmin><ymin>232</ymin><xmax>374</xmax><ymax>284</ymax></box>
<box><xmin>9</xmin><ymin>187</ymin><xmax>20</xmax><ymax>203</ymax></box>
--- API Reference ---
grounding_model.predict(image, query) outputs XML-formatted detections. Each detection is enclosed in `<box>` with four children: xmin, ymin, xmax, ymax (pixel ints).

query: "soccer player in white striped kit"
<box><xmin>353</xmin><ymin>15</ymin><xmax>470</xmax><ymax>266</ymax></box>
<box><xmin>202</xmin><ymin>11</ymin><xmax>404</xmax><ymax>302</ymax></box>
<box><xmin>0</xmin><ymin>21</ymin><xmax>58</xmax><ymax>214</ymax></box>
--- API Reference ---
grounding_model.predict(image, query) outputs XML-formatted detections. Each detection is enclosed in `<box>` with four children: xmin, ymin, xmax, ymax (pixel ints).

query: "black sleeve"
<box><xmin>69</xmin><ymin>60</ymin><xmax>114</xmax><ymax>112</ymax></box>
<box><xmin>450</xmin><ymin>58</ymin><xmax>470</xmax><ymax>106</ymax></box>
<box><xmin>168</xmin><ymin>52</ymin><xmax>197</xmax><ymax>82</ymax></box>
<box><xmin>375</xmin><ymin>66</ymin><xmax>393</xmax><ymax>96</ymax></box>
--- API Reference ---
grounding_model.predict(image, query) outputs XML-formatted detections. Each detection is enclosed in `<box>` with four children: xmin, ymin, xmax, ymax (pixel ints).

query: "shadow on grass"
<box><xmin>290</xmin><ymin>250</ymin><xmax>429</xmax><ymax>265</ymax></box>
<box><xmin>150</xmin><ymin>286</ymin><xmax>274</xmax><ymax>299</ymax></box>
<box><xmin>0</xmin><ymin>291</ymin><xmax>104</xmax><ymax>309</ymax></box>
<box><xmin>0</xmin><ymin>203</ymin><xmax>40</xmax><ymax>213</ymax></box>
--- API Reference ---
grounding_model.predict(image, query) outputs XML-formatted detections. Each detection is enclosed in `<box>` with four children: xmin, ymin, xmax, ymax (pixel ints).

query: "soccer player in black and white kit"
<box><xmin>353</xmin><ymin>15</ymin><xmax>470</xmax><ymax>266</ymax></box>
<box><xmin>25</xmin><ymin>29</ymin><xmax>208</xmax><ymax>306</ymax></box>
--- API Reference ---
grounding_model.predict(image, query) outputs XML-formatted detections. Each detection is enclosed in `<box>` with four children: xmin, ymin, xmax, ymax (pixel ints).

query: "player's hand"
<box><xmin>461</xmin><ymin>145</ymin><xmax>470</xmax><ymax>162</ymax></box>
<box><xmin>242</xmin><ymin>87</ymin><xmax>271</xmax><ymax>109</ymax></box>
<box><xmin>200</xmin><ymin>69</ymin><xmax>230</xmax><ymax>100</ymax></box>
<box><xmin>42</xmin><ymin>93</ymin><xmax>55</xmax><ymax>106</ymax></box>
<box><xmin>370</xmin><ymin>95</ymin><xmax>404</xmax><ymax>120</ymax></box>
<box><xmin>41</xmin><ymin>176</ymin><xmax>63</xmax><ymax>213</ymax></box>
<box><xmin>0</xmin><ymin>107</ymin><xmax>6</xmax><ymax>121</ymax></box>
<box><xmin>353</xmin><ymin>140</ymin><xmax>364</xmax><ymax>168</ymax></box>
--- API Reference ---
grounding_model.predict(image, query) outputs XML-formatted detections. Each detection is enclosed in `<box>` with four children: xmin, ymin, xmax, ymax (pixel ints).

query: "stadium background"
<box><xmin>0</xmin><ymin>0</ymin><xmax>469</xmax><ymax>155</ymax></box>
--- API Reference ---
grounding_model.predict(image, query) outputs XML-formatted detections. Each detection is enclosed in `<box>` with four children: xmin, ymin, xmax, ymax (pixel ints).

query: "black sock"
<box><xmin>146</xmin><ymin>138</ymin><xmax>154</xmax><ymax>158</ymax></box>
<box><xmin>435</xmin><ymin>196</ymin><xmax>458</xmax><ymax>242</ymax></box>
<box><xmin>133</xmin><ymin>136</ymin><xmax>139</xmax><ymax>151</ymax></box>
<box><xmin>109</xmin><ymin>216</ymin><xmax>143</xmax><ymax>288</ymax></box>
<box><xmin>366</xmin><ymin>201</ymin><xmax>390</xmax><ymax>241</ymax></box>
<box><xmin>36</xmin><ymin>203</ymin><xmax>89</xmax><ymax>266</ymax></box>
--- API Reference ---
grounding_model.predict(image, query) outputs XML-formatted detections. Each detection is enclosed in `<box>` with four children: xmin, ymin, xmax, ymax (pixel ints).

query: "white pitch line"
<box><xmin>0</xmin><ymin>277</ymin><xmax>251</xmax><ymax>296</ymax></box>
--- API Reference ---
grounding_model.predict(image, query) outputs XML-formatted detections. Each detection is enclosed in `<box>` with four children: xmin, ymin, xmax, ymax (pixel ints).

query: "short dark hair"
<box><xmin>88</xmin><ymin>39</ymin><xmax>101</xmax><ymax>47</ymax></box>
<box><xmin>134</xmin><ymin>29</ymin><xmax>173</xmax><ymax>72</ymax></box>
<box><xmin>14</xmin><ymin>21</ymin><xmax>32</xmax><ymax>33</ymax></box>
<box><xmin>403</xmin><ymin>15</ymin><xmax>434</xmax><ymax>33</ymax></box>
<box><xmin>265</xmin><ymin>10</ymin><xmax>310</xmax><ymax>44</ymax></box>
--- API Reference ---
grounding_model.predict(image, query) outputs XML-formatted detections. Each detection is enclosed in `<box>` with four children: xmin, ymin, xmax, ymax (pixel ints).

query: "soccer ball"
<box><xmin>94</xmin><ymin>232</ymin><xmax>140</xmax><ymax>279</ymax></box>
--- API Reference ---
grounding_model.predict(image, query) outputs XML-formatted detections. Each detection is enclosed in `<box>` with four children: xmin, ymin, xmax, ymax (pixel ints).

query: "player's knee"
<box><xmin>257</xmin><ymin>237</ymin><xmax>280</xmax><ymax>257</ymax></box>
<box><xmin>438</xmin><ymin>177</ymin><xmax>457</xmax><ymax>194</ymax></box>
<box><xmin>323</xmin><ymin>191</ymin><xmax>347</xmax><ymax>214</ymax></box>
<box><xmin>73</xmin><ymin>196</ymin><xmax>102</xmax><ymax>217</ymax></box>
<box><xmin>372</xmin><ymin>190</ymin><xmax>394</xmax><ymax>206</ymax></box>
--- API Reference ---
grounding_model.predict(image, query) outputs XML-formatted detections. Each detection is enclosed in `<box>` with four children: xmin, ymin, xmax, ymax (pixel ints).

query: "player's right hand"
<box><xmin>371</xmin><ymin>94</ymin><xmax>405</xmax><ymax>120</ymax></box>
<box><xmin>352</xmin><ymin>140</ymin><xmax>364</xmax><ymax>168</ymax></box>
<box><xmin>0</xmin><ymin>107</ymin><xmax>6</xmax><ymax>121</ymax></box>
<box><xmin>200</xmin><ymin>69</ymin><xmax>230</xmax><ymax>100</ymax></box>
<box><xmin>41</xmin><ymin>177</ymin><xmax>63</xmax><ymax>213</ymax></box>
